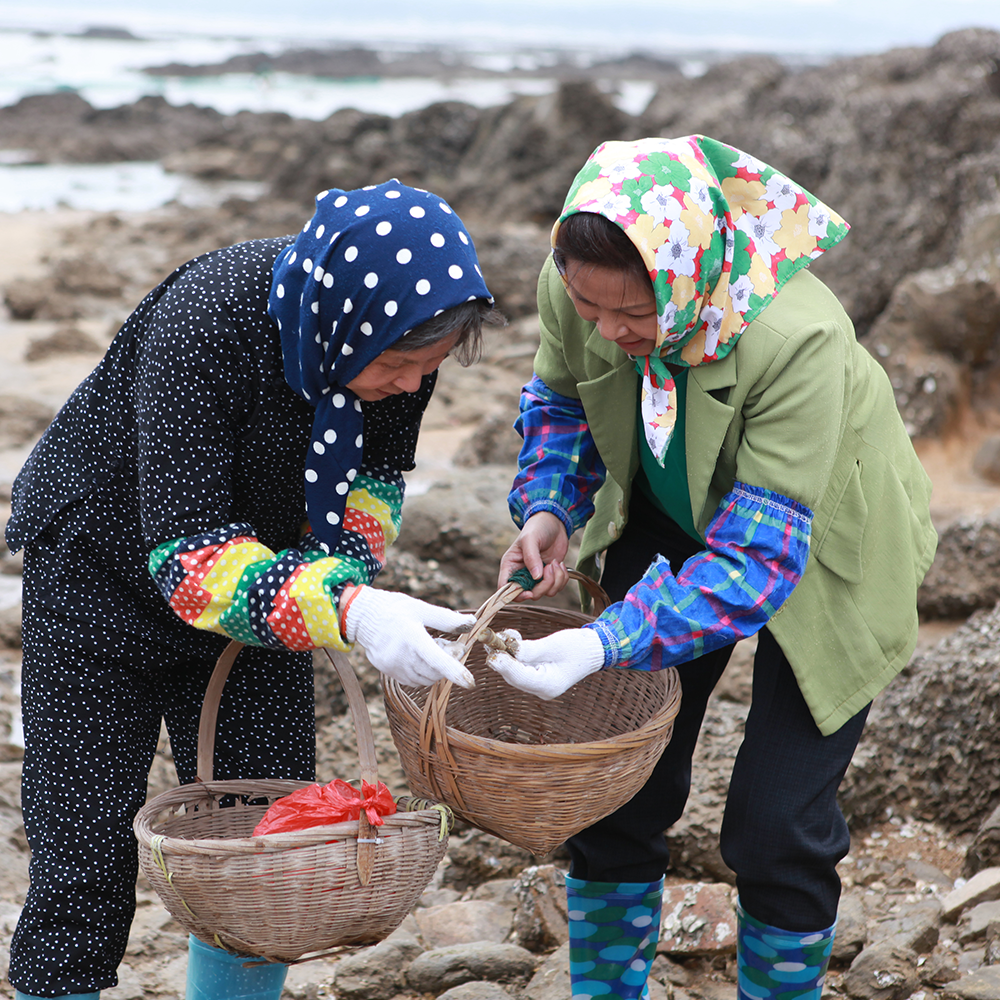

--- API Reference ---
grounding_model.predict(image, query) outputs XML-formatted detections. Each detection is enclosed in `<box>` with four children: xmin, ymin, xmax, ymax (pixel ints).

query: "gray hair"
<box><xmin>395</xmin><ymin>298</ymin><xmax>502</xmax><ymax>366</ymax></box>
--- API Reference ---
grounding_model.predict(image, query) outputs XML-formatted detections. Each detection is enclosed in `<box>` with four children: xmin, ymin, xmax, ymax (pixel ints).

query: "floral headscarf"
<box><xmin>553</xmin><ymin>136</ymin><xmax>849</xmax><ymax>463</ymax></box>
<box><xmin>268</xmin><ymin>179</ymin><xmax>492</xmax><ymax>550</ymax></box>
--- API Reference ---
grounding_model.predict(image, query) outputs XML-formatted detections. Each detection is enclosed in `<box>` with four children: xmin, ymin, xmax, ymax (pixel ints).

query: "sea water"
<box><xmin>0</xmin><ymin>25</ymin><xmax>661</xmax><ymax>212</ymax></box>
<box><xmin>3</xmin><ymin>0</ymin><xmax>1000</xmax><ymax>213</ymax></box>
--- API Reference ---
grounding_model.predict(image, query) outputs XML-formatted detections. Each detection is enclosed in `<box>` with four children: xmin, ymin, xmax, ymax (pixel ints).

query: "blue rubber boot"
<box><xmin>566</xmin><ymin>875</ymin><xmax>664</xmax><ymax>1000</ymax></box>
<box><xmin>186</xmin><ymin>935</ymin><xmax>288</xmax><ymax>1000</ymax></box>
<box><xmin>736</xmin><ymin>900</ymin><xmax>837</xmax><ymax>1000</ymax></box>
<box><xmin>16</xmin><ymin>993</ymin><xmax>99</xmax><ymax>1000</ymax></box>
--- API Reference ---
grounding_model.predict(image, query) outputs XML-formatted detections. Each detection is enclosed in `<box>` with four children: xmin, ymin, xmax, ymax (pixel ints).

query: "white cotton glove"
<box><xmin>342</xmin><ymin>586</ymin><xmax>476</xmax><ymax>688</ymax></box>
<box><xmin>485</xmin><ymin>627</ymin><xmax>606</xmax><ymax>700</ymax></box>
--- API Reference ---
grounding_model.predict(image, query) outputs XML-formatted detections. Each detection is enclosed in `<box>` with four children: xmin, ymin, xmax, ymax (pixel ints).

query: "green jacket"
<box><xmin>534</xmin><ymin>256</ymin><xmax>937</xmax><ymax>735</ymax></box>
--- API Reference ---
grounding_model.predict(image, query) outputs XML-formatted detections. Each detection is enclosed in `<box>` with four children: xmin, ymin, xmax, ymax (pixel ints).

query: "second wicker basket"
<box><xmin>382</xmin><ymin>572</ymin><xmax>682</xmax><ymax>856</ymax></box>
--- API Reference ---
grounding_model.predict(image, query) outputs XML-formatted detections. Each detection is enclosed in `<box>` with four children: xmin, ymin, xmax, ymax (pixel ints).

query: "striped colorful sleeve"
<box><xmin>508</xmin><ymin>375</ymin><xmax>607</xmax><ymax>535</ymax></box>
<box><xmin>584</xmin><ymin>482</ymin><xmax>813</xmax><ymax>669</ymax></box>
<box><xmin>148</xmin><ymin>471</ymin><xmax>402</xmax><ymax>652</ymax></box>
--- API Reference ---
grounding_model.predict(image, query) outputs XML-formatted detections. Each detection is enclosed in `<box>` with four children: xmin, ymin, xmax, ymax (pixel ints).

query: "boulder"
<box><xmin>454</xmin><ymin>412</ymin><xmax>524</xmax><ymax>469</ymax></box>
<box><xmin>522</xmin><ymin>942</ymin><xmax>571</xmax><ymax>1000</ymax></box>
<box><xmin>839</xmin><ymin>601</ymin><xmax>1000</xmax><ymax>833</ymax></box>
<box><xmin>450</xmin><ymin>81</ymin><xmax>635</xmax><ymax>225</ymax></box>
<box><xmin>510</xmin><ymin>864</ymin><xmax>569</xmax><ymax>953</ymax></box>
<box><xmin>25</xmin><ymin>325</ymin><xmax>105</xmax><ymax>363</ymax></box>
<box><xmin>332</xmin><ymin>933</ymin><xmax>425</xmax><ymax>1000</ymax></box>
<box><xmin>641</xmin><ymin>29</ymin><xmax>1000</xmax><ymax>340</ymax></box>
<box><xmin>657</xmin><ymin>882</ymin><xmax>737</xmax><ymax>957</ymax></box>
<box><xmin>943</xmin><ymin>869</ymin><xmax>1000</xmax><ymax>922</ymax></box>
<box><xmin>406</xmin><ymin>942</ymin><xmax>537</xmax><ymax>994</ymax></box>
<box><xmin>918</xmin><ymin>516</ymin><xmax>1000</xmax><ymax>620</ymax></box>
<box><xmin>842</xmin><ymin>940</ymin><xmax>920</xmax><ymax>1000</ymax></box>
<box><xmin>438</xmin><ymin>983</ymin><xmax>514</xmax><ymax>1000</ymax></box>
<box><xmin>0</xmin><ymin>603</ymin><xmax>21</xmax><ymax>650</ymax></box>
<box><xmin>832</xmin><ymin>893</ymin><xmax>869</xmax><ymax>964</ymax></box>
<box><xmin>871</xmin><ymin>897</ymin><xmax>942</xmax><ymax>953</ymax></box>
<box><xmin>975</xmin><ymin>437</ymin><xmax>1000</xmax><ymax>485</ymax></box>
<box><xmin>374</xmin><ymin>549</ymin><xmax>468</xmax><ymax>610</ymax></box>
<box><xmin>522</xmin><ymin>942</ymin><xmax>672</xmax><ymax>1000</ymax></box>
<box><xmin>865</xmin><ymin>252</ymin><xmax>1000</xmax><ymax>439</ymax></box>
<box><xmin>412</xmin><ymin>900</ymin><xmax>514</xmax><ymax>950</ymax></box>
<box><xmin>0</xmin><ymin>395</ymin><xmax>55</xmax><ymax>449</ymax></box>
<box><xmin>0</xmin><ymin>92</ymin><xmax>228</xmax><ymax>165</ymax></box>
<box><xmin>665</xmin><ymin>699</ymin><xmax>746</xmax><ymax>884</ymax></box>
<box><xmin>941</xmin><ymin>966</ymin><xmax>1000</xmax><ymax>1000</ymax></box>
<box><xmin>314</xmin><ymin>695</ymin><xmax>408</xmax><ymax>798</ymax></box>
<box><xmin>958</xmin><ymin>901</ymin><xmax>1000</xmax><ymax>945</ymax></box>
<box><xmin>441</xmin><ymin>830</ymin><xmax>540</xmax><ymax>892</ymax></box>
<box><xmin>966</xmin><ymin>806</ymin><xmax>1000</xmax><ymax>877</ymax></box>
<box><xmin>394</xmin><ymin>467</ymin><xmax>521</xmax><ymax>604</ymax></box>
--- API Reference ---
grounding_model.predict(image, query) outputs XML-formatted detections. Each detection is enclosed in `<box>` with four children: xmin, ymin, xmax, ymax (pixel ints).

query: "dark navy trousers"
<box><xmin>10</xmin><ymin>558</ymin><xmax>315</xmax><ymax>997</ymax></box>
<box><xmin>566</xmin><ymin>488</ymin><xmax>869</xmax><ymax>932</ymax></box>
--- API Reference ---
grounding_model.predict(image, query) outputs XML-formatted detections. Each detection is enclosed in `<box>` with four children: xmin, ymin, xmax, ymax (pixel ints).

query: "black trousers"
<box><xmin>566</xmin><ymin>488</ymin><xmax>869</xmax><ymax>931</ymax></box>
<box><xmin>10</xmin><ymin>587</ymin><xmax>315</xmax><ymax>996</ymax></box>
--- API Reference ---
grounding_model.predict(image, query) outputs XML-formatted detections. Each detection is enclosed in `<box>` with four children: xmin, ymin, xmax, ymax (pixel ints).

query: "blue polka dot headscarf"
<box><xmin>268</xmin><ymin>179</ymin><xmax>492</xmax><ymax>551</ymax></box>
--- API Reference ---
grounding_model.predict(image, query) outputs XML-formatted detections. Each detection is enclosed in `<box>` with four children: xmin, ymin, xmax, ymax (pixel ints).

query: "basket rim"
<box><xmin>134</xmin><ymin>777</ymin><xmax>446</xmax><ymax>855</ymax></box>
<box><xmin>382</xmin><ymin>670</ymin><xmax>682</xmax><ymax>761</ymax></box>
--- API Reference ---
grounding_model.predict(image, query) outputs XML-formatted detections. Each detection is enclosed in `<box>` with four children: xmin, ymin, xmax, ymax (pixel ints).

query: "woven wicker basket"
<box><xmin>383</xmin><ymin>572</ymin><xmax>682</xmax><ymax>856</ymax></box>
<box><xmin>134</xmin><ymin>641</ymin><xmax>451</xmax><ymax>963</ymax></box>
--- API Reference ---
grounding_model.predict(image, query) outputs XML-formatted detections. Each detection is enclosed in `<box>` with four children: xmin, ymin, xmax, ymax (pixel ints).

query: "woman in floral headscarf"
<box><xmin>491</xmin><ymin>137</ymin><xmax>936</xmax><ymax>1000</ymax></box>
<box><xmin>6</xmin><ymin>180</ymin><xmax>495</xmax><ymax>1000</ymax></box>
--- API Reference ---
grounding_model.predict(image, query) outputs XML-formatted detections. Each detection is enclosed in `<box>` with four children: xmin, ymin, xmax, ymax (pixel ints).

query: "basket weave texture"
<box><xmin>383</xmin><ymin>573</ymin><xmax>682</xmax><ymax>856</ymax></box>
<box><xmin>134</xmin><ymin>642</ymin><xmax>449</xmax><ymax>963</ymax></box>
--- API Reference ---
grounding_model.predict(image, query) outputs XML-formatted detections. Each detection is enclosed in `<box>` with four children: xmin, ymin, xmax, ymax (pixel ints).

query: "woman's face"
<box><xmin>563</xmin><ymin>261</ymin><xmax>659</xmax><ymax>356</ymax></box>
<box><xmin>346</xmin><ymin>331</ymin><xmax>462</xmax><ymax>401</ymax></box>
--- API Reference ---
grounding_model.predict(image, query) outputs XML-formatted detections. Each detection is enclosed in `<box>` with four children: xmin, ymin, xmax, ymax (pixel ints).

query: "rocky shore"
<box><xmin>2</xmin><ymin>24</ymin><xmax>1000</xmax><ymax>1000</ymax></box>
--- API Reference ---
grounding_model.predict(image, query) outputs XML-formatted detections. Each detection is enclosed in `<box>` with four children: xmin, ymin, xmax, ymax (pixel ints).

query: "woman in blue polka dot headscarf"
<box><xmin>5</xmin><ymin>180</ymin><xmax>496</xmax><ymax>1000</ymax></box>
<box><xmin>269</xmin><ymin>179</ymin><xmax>491</xmax><ymax>552</ymax></box>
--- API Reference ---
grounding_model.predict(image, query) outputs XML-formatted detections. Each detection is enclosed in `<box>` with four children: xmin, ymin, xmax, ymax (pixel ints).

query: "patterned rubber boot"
<box><xmin>16</xmin><ymin>993</ymin><xmax>99</xmax><ymax>1000</ymax></box>
<box><xmin>186</xmin><ymin>935</ymin><xmax>288</xmax><ymax>1000</ymax></box>
<box><xmin>736</xmin><ymin>900</ymin><xmax>837</xmax><ymax>1000</ymax></box>
<box><xmin>566</xmin><ymin>875</ymin><xmax>664</xmax><ymax>1000</ymax></box>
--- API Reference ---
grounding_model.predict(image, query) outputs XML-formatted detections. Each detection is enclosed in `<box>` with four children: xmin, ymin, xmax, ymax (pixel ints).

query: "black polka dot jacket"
<box><xmin>6</xmin><ymin>238</ymin><xmax>434</xmax><ymax>655</ymax></box>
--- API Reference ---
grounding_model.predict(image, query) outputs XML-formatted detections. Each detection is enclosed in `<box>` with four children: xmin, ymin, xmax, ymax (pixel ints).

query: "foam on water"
<box><xmin>0</xmin><ymin>161</ymin><xmax>267</xmax><ymax>213</ymax></box>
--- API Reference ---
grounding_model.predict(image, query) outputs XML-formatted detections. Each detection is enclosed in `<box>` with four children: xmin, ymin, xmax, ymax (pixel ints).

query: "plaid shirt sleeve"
<box><xmin>507</xmin><ymin>375</ymin><xmax>608</xmax><ymax>535</ymax></box>
<box><xmin>584</xmin><ymin>482</ymin><xmax>813</xmax><ymax>668</ymax></box>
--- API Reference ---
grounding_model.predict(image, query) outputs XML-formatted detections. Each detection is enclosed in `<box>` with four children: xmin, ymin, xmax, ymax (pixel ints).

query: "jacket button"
<box><xmin>608</xmin><ymin>521</ymin><xmax>618</xmax><ymax>539</ymax></box>
<box><xmin>617</xmin><ymin>499</ymin><xmax>625</xmax><ymax>516</ymax></box>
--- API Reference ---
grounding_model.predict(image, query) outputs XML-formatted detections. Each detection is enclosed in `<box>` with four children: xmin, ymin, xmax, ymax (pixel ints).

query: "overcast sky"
<box><xmin>4</xmin><ymin>0</ymin><xmax>1000</xmax><ymax>56</ymax></box>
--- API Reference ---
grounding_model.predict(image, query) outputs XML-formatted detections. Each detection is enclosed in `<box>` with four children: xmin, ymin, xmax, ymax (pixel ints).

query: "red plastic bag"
<box><xmin>252</xmin><ymin>778</ymin><xmax>397</xmax><ymax>836</ymax></box>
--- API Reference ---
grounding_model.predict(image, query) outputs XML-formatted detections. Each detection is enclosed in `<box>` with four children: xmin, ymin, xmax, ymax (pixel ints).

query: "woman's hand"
<box><xmin>340</xmin><ymin>585</ymin><xmax>476</xmax><ymax>687</ymax></box>
<box><xmin>498</xmin><ymin>512</ymin><xmax>571</xmax><ymax>601</ymax></box>
<box><xmin>486</xmin><ymin>627</ymin><xmax>605</xmax><ymax>699</ymax></box>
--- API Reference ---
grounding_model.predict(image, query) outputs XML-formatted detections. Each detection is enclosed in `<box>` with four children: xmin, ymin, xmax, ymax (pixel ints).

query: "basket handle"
<box><xmin>194</xmin><ymin>641</ymin><xmax>381</xmax><ymax>885</ymax></box>
<box><xmin>196</xmin><ymin>640</ymin><xmax>243</xmax><ymax>783</ymax></box>
<box><xmin>322</xmin><ymin>647</ymin><xmax>379</xmax><ymax>885</ymax></box>
<box><xmin>415</xmin><ymin>568</ymin><xmax>610</xmax><ymax>810</ymax></box>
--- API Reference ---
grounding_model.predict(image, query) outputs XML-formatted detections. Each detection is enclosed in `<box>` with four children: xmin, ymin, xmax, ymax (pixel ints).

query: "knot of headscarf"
<box><xmin>553</xmin><ymin>135</ymin><xmax>849</xmax><ymax>462</ymax></box>
<box><xmin>268</xmin><ymin>180</ymin><xmax>491</xmax><ymax>550</ymax></box>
